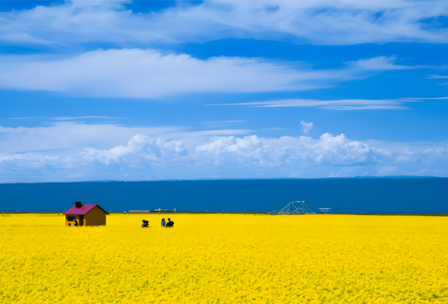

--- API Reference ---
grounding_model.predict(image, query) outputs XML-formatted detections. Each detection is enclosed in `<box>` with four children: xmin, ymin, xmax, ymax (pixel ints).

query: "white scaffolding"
<box><xmin>271</xmin><ymin>200</ymin><xmax>314</xmax><ymax>215</ymax></box>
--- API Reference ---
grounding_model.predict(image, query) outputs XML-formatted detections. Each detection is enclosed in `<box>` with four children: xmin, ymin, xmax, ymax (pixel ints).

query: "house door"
<box><xmin>79</xmin><ymin>215</ymin><xmax>84</xmax><ymax>226</ymax></box>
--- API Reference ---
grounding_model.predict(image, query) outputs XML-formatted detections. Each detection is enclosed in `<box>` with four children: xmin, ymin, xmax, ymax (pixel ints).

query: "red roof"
<box><xmin>64</xmin><ymin>204</ymin><xmax>109</xmax><ymax>215</ymax></box>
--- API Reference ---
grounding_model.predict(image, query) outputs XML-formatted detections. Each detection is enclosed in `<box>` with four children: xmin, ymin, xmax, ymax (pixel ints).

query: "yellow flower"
<box><xmin>0</xmin><ymin>214</ymin><xmax>447</xmax><ymax>303</ymax></box>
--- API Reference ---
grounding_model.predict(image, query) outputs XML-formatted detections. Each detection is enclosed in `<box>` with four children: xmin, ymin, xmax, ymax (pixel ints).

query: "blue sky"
<box><xmin>0</xmin><ymin>0</ymin><xmax>447</xmax><ymax>182</ymax></box>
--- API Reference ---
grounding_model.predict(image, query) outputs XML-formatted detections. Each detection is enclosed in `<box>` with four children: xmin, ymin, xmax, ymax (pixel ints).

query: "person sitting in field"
<box><xmin>73</xmin><ymin>219</ymin><xmax>78</xmax><ymax>227</ymax></box>
<box><xmin>142</xmin><ymin>220</ymin><xmax>149</xmax><ymax>228</ymax></box>
<box><xmin>166</xmin><ymin>218</ymin><xmax>174</xmax><ymax>228</ymax></box>
<box><xmin>161</xmin><ymin>218</ymin><xmax>166</xmax><ymax>227</ymax></box>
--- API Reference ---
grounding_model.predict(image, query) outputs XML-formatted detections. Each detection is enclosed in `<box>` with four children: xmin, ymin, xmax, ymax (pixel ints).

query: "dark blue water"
<box><xmin>0</xmin><ymin>178</ymin><xmax>447</xmax><ymax>214</ymax></box>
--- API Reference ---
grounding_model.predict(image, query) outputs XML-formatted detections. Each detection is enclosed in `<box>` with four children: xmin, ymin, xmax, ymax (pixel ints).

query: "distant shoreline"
<box><xmin>0</xmin><ymin>176</ymin><xmax>445</xmax><ymax>185</ymax></box>
<box><xmin>2</xmin><ymin>212</ymin><xmax>448</xmax><ymax>216</ymax></box>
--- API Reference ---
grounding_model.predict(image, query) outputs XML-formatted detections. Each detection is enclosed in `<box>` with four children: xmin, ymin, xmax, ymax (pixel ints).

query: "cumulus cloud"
<box><xmin>2</xmin><ymin>132</ymin><xmax>448</xmax><ymax>170</ymax></box>
<box><xmin>0</xmin><ymin>50</ymin><xmax>407</xmax><ymax>97</ymax></box>
<box><xmin>194</xmin><ymin>133</ymin><xmax>394</xmax><ymax>167</ymax></box>
<box><xmin>2</xmin><ymin>132</ymin><xmax>395</xmax><ymax>171</ymax></box>
<box><xmin>1</xmin><ymin>0</ymin><xmax>448</xmax><ymax>46</ymax></box>
<box><xmin>0</xmin><ymin>122</ymin><xmax>185</xmax><ymax>154</ymax></box>
<box><xmin>0</xmin><ymin>121</ymin><xmax>252</xmax><ymax>155</ymax></box>
<box><xmin>0</xmin><ymin>134</ymin><xmax>447</xmax><ymax>181</ymax></box>
<box><xmin>301</xmin><ymin>121</ymin><xmax>314</xmax><ymax>134</ymax></box>
<box><xmin>1</xmin><ymin>122</ymin><xmax>448</xmax><ymax>181</ymax></box>
<box><xmin>81</xmin><ymin>134</ymin><xmax>188</xmax><ymax>166</ymax></box>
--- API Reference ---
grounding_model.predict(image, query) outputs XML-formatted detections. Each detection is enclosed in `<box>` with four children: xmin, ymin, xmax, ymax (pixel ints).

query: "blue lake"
<box><xmin>0</xmin><ymin>178</ymin><xmax>447</xmax><ymax>214</ymax></box>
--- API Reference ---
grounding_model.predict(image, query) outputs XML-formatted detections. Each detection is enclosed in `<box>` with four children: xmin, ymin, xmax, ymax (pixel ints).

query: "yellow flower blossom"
<box><xmin>0</xmin><ymin>214</ymin><xmax>447</xmax><ymax>303</ymax></box>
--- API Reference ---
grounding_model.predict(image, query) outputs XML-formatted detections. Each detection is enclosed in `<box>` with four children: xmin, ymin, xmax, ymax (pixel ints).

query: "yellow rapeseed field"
<box><xmin>1</xmin><ymin>214</ymin><xmax>448</xmax><ymax>304</ymax></box>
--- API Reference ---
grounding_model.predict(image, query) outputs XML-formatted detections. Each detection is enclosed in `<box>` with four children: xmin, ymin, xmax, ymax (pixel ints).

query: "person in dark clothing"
<box><xmin>166</xmin><ymin>218</ymin><xmax>174</xmax><ymax>227</ymax></box>
<box><xmin>73</xmin><ymin>219</ymin><xmax>78</xmax><ymax>227</ymax></box>
<box><xmin>142</xmin><ymin>220</ymin><xmax>149</xmax><ymax>228</ymax></box>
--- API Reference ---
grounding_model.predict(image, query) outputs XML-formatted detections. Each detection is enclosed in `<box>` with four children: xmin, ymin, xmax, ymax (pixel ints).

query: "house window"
<box><xmin>67</xmin><ymin>216</ymin><xmax>75</xmax><ymax>221</ymax></box>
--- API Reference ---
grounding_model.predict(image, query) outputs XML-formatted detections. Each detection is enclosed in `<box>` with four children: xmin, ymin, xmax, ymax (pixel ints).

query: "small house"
<box><xmin>64</xmin><ymin>201</ymin><xmax>109</xmax><ymax>226</ymax></box>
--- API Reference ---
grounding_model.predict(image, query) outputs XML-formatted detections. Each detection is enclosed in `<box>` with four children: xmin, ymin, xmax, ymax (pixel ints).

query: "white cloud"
<box><xmin>1</xmin><ymin>0</ymin><xmax>448</xmax><ymax>46</ymax></box>
<box><xmin>194</xmin><ymin>133</ymin><xmax>395</xmax><ymax>167</ymax></box>
<box><xmin>301</xmin><ymin>121</ymin><xmax>314</xmax><ymax>134</ymax></box>
<box><xmin>0</xmin><ymin>121</ymin><xmax>252</xmax><ymax>155</ymax></box>
<box><xmin>81</xmin><ymin>134</ymin><xmax>188</xmax><ymax>166</ymax></box>
<box><xmin>0</xmin><ymin>154</ymin><xmax>61</xmax><ymax>171</ymax></box>
<box><xmin>1</xmin><ymin>129</ymin><xmax>448</xmax><ymax>181</ymax></box>
<box><xmin>52</xmin><ymin>116</ymin><xmax>119</xmax><ymax>121</ymax></box>
<box><xmin>213</xmin><ymin>96</ymin><xmax>448</xmax><ymax>110</ymax></box>
<box><xmin>215</xmin><ymin>98</ymin><xmax>407</xmax><ymax>110</ymax></box>
<box><xmin>427</xmin><ymin>75</ymin><xmax>448</xmax><ymax>79</ymax></box>
<box><xmin>0</xmin><ymin>122</ymin><xmax>183</xmax><ymax>154</ymax></box>
<box><xmin>422</xmin><ymin>148</ymin><xmax>448</xmax><ymax>161</ymax></box>
<box><xmin>67</xmin><ymin>131</ymin><xmax>448</xmax><ymax>169</ymax></box>
<box><xmin>225</xmin><ymin>134</ymin><xmax>448</xmax><ymax>167</ymax></box>
<box><xmin>394</xmin><ymin>149</ymin><xmax>419</xmax><ymax>163</ymax></box>
<box><xmin>2</xmin><ymin>132</ymin><xmax>390</xmax><ymax>171</ymax></box>
<box><xmin>0</xmin><ymin>50</ymin><xmax>406</xmax><ymax>98</ymax></box>
<box><xmin>345</xmin><ymin>56</ymin><xmax>411</xmax><ymax>71</ymax></box>
<box><xmin>426</xmin><ymin>74</ymin><xmax>448</xmax><ymax>85</ymax></box>
<box><xmin>204</xmin><ymin>120</ymin><xmax>246</xmax><ymax>129</ymax></box>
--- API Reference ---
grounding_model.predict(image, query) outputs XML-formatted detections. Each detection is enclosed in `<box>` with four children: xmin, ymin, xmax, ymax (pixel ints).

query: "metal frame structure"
<box><xmin>271</xmin><ymin>200</ymin><xmax>314</xmax><ymax>215</ymax></box>
<box><xmin>319</xmin><ymin>208</ymin><xmax>332</xmax><ymax>214</ymax></box>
